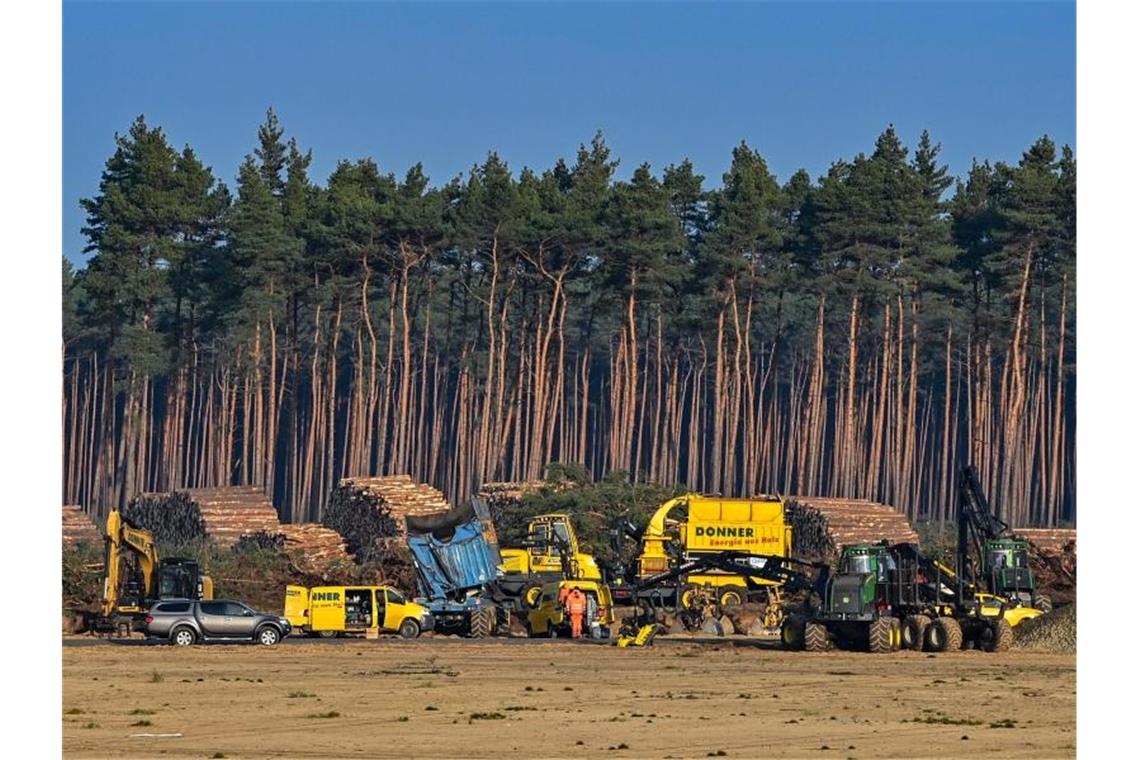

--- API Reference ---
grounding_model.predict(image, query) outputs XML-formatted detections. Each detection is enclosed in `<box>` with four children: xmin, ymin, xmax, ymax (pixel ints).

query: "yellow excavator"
<box><xmin>499</xmin><ymin>513</ymin><xmax>602</xmax><ymax>607</ymax></box>
<box><xmin>95</xmin><ymin>510</ymin><xmax>213</xmax><ymax>636</ymax></box>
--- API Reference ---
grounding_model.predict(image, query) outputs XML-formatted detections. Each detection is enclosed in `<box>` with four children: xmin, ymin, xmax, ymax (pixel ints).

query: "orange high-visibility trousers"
<box><xmin>569</xmin><ymin>611</ymin><xmax>584</xmax><ymax>638</ymax></box>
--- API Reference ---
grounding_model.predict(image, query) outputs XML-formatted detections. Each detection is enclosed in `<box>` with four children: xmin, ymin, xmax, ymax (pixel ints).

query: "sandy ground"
<box><xmin>63</xmin><ymin>637</ymin><xmax>1075</xmax><ymax>760</ymax></box>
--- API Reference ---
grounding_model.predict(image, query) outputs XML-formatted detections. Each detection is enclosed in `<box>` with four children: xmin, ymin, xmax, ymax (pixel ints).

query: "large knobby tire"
<box><xmin>256</xmin><ymin>626</ymin><xmax>281</xmax><ymax>647</ymax></box>
<box><xmin>718</xmin><ymin>586</ymin><xmax>747</xmax><ymax>608</ymax></box>
<box><xmin>925</xmin><ymin>616</ymin><xmax>963</xmax><ymax>653</ymax></box>
<box><xmin>171</xmin><ymin>626</ymin><xmax>197</xmax><ymax>647</ymax></box>
<box><xmin>902</xmin><ymin>615</ymin><xmax>931</xmax><ymax>651</ymax></box>
<box><xmin>468</xmin><ymin>607</ymin><xmax>495</xmax><ymax>639</ymax></box>
<box><xmin>986</xmin><ymin>619</ymin><xmax>1013</xmax><ymax>653</ymax></box>
<box><xmin>398</xmin><ymin>619</ymin><xmax>421</xmax><ymax>639</ymax></box>
<box><xmin>781</xmin><ymin>616</ymin><xmax>805</xmax><ymax>650</ymax></box>
<box><xmin>868</xmin><ymin>618</ymin><xmax>895</xmax><ymax>654</ymax></box>
<box><xmin>1033</xmin><ymin>595</ymin><xmax>1053</xmax><ymax>614</ymax></box>
<box><xmin>803</xmin><ymin>622</ymin><xmax>830</xmax><ymax>652</ymax></box>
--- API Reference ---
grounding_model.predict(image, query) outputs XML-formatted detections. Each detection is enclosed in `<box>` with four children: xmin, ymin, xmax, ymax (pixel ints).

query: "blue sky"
<box><xmin>63</xmin><ymin>1</ymin><xmax>1075</xmax><ymax>265</ymax></box>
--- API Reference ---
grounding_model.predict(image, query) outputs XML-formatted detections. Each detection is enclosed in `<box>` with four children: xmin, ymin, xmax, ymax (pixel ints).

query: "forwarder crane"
<box><xmin>958</xmin><ymin>466</ymin><xmax>1051</xmax><ymax>612</ymax></box>
<box><xmin>95</xmin><ymin>510</ymin><xmax>213</xmax><ymax>637</ymax></box>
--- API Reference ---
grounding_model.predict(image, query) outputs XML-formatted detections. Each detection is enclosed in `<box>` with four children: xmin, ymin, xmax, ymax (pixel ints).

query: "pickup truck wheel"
<box><xmin>171</xmin><ymin>626</ymin><xmax>196</xmax><ymax>647</ymax></box>
<box><xmin>256</xmin><ymin>626</ymin><xmax>281</xmax><ymax>646</ymax></box>
<box><xmin>399</xmin><ymin>619</ymin><xmax>420</xmax><ymax>639</ymax></box>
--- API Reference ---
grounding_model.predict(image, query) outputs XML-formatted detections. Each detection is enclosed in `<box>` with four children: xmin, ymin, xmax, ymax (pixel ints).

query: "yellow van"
<box><xmin>285</xmin><ymin>585</ymin><xmax>434</xmax><ymax>639</ymax></box>
<box><xmin>525</xmin><ymin>580</ymin><xmax>614</xmax><ymax>639</ymax></box>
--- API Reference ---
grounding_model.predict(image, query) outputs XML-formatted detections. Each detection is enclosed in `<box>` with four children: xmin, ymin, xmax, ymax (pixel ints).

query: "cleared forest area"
<box><xmin>63</xmin><ymin>113</ymin><xmax>1075</xmax><ymax>526</ymax></box>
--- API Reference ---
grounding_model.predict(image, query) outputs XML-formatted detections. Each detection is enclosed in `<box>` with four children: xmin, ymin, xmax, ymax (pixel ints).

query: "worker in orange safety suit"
<box><xmin>566</xmin><ymin>586</ymin><xmax>587</xmax><ymax>639</ymax></box>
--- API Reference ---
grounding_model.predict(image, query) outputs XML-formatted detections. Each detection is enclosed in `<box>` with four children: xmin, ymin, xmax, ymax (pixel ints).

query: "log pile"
<box><xmin>784</xmin><ymin>496</ymin><xmax>920</xmax><ymax>560</ymax></box>
<box><xmin>1015</xmin><ymin>528</ymin><xmax>1077</xmax><ymax>603</ymax></box>
<box><xmin>127</xmin><ymin>487</ymin><xmax>280</xmax><ymax>547</ymax></box>
<box><xmin>124</xmin><ymin>491</ymin><xmax>207</xmax><ymax>545</ymax></box>
<box><xmin>477</xmin><ymin>480</ymin><xmax>545</xmax><ymax>528</ymax></box>
<box><xmin>62</xmin><ymin>505</ymin><xmax>102</xmax><ymax>548</ymax></box>
<box><xmin>275</xmin><ymin>524</ymin><xmax>353</xmax><ymax>574</ymax></box>
<box><xmin>235</xmin><ymin>523</ymin><xmax>353</xmax><ymax>577</ymax></box>
<box><xmin>186</xmin><ymin>487</ymin><xmax>282</xmax><ymax>547</ymax></box>
<box><xmin>1014</xmin><ymin>528</ymin><xmax>1077</xmax><ymax>555</ymax></box>
<box><xmin>324</xmin><ymin>475</ymin><xmax>451</xmax><ymax>557</ymax></box>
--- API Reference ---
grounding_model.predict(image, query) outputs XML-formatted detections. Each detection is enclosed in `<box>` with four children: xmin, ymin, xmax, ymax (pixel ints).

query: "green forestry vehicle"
<box><xmin>781</xmin><ymin>541</ymin><xmax>1015</xmax><ymax>654</ymax></box>
<box><xmin>958</xmin><ymin>466</ymin><xmax>1052</xmax><ymax>613</ymax></box>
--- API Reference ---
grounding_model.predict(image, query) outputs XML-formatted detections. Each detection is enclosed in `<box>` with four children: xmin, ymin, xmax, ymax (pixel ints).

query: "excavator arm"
<box><xmin>101</xmin><ymin>510</ymin><xmax>160</xmax><ymax>618</ymax></box>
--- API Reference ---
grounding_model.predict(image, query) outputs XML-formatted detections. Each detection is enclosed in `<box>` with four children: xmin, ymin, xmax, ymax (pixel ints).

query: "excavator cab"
<box><xmin>157</xmin><ymin>558</ymin><xmax>211</xmax><ymax>600</ymax></box>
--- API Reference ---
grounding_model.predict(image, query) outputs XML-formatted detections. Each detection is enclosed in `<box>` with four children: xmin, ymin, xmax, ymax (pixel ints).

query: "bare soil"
<box><xmin>63</xmin><ymin>638</ymin><xmax>1075</xmax><ymax>759</ymax></box>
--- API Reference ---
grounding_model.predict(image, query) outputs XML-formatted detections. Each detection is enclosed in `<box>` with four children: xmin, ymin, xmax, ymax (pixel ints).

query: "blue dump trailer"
<box><xmin>405</xmin><ymin>498</ymin><xmax>505</xmax><ymax>637</ymax></box>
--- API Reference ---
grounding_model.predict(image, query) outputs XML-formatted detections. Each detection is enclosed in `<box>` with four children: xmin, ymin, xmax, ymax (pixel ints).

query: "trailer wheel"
<box><xmin>718</xmin><ymin>586</ymin><xmax>746</xmax><ymax>607</ymax></box>
<box><xmin>868</xmin><ymin>618</ymin><xmax>894</xmax><ymax>653</ymax></box>
<box><xmin>902</xmin><ymin>615</ymin><xmax>930</xmax><ymax>651</ymax></box>
<box><xmin>780</xmin><ymin>616</ymin><xmax>805</xmax><ymax>650</ymax></box>
<box><xmin>468</xmin><ymin>607</ymin><xmax>495</xmax><ymax>639</ymax></box>
<box><xmin>985</xmin><ymin>619</ymin><xmax>1013</xmax><ymax>652</ymax></box>
<box><xmin>926</xmin><ymin>616</ymin><xmax>963</xmax><ymax>652</ymax></box>
<box><xmin>803</xmin><ymin>622</ymin><xmax>830</xmax><ymax>652</ymax></box>
<box><xmin>1033</xmin><ymin>594</ymin><xmax>1053</xmax><ymax>613</ymax></box>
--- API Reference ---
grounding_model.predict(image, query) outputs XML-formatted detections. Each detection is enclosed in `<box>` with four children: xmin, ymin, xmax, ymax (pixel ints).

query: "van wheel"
<box><xmin>318</xmin><ymin>630</ymin><xmax>339</xmax><ymax>639</ymax></box>
<box><xmin>256</xmin><ymin>626</ymin><xmax>281</xmax><ymax>646</ymax></box>
<box><xmin>399</xmin><ymin>619</ymin><xmax>421</xmax><ymax>639</ymax></box>
<box><xmin>171</xmin><ymin>626</ymin><xmax>196</xmax><ymax>647</ymax></box>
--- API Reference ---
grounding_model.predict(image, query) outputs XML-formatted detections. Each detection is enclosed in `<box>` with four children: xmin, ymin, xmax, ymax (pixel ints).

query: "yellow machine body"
<box><xmin>976</xmin><ymin>592</ymin><xmax>1044</xmax><ymax>627</ymax></box>
<box><xmin>100</xmin><ymin>509</ymin><xmax>213</xmax><ymax>624</ymax></box>
<box><xmin>636</xmin><ymin>494</ymin><xmax>791</xmax><ymax>592</ymax></box>
<box><xmin>526</xmin><ymin>580</ymin><xmax>614</xmax><ymax>637</ymax></box>
<box><xmin>617</xmin><ymin>623</ymin><xmax>664</xmax><ymax>647</ymax></box>
<box><xmin>499</xmin><ymin>513</ymin><xmax>602</xmax><ymax>582</ymax></box>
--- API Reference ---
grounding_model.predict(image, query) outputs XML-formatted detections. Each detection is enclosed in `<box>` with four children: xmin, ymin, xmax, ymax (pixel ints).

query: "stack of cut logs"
<box><xmin>124</xmin><ymin>491</ymin><xmax>207</xmax><ymax>545</ymax></box>
<box><xmin>185</xmin><ymin>486</ymin><xmax>282</xmax><ymax>547</ymax></box>
<box><xmin>784</xmin><ymin>496</ymin><xmax>920</xmax><ymax>560</ymax></box>
<box><xmin>477</xmin><ymin>480</ymin><xmax>545</xmax><ymax>527</ymax></box>
<box><xmin>122</xmin><ymin>486</ymin><xmax>353</xmax><ymax>576</ymax></box>
<box><xmin>324</xmin><ymin>474</ymin><xmax>451</xmax><ymax>557</ymax></box>
<box><xmin>1015</xmin><ymin>527</ymin><xmax>1077</xmax><ymax>603</ymax></box>
<box><xmin>274</xmin><ymin>524</ymin><xmax>353</xmax><ymax>574</ymax></box>
<box><xmin>62</xmin><ymin>505</ymin><xmax>101</xmax><ymax>548</ymax></box>
<box><xmin>1014</xmin><ymin>528</ymin><xmax>1077</xmax><ymax>555</ymax></box>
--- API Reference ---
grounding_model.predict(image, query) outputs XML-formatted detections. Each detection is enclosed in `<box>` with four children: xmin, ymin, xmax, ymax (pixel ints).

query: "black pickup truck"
<box><xmin>144</xmin><ymin>599</ymin><xmax>291</xmax><ymax>646</ymax></box>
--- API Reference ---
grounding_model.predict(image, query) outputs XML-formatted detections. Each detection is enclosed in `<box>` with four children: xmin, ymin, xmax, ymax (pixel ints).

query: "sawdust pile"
<box><xmin>1013</xmin><ymin>603</ymin><xmax>1076</xmax><ymax>653</ymax></box>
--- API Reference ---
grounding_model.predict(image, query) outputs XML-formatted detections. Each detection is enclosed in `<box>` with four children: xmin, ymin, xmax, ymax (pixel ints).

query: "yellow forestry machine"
<box><xmin>498</xmin><ymin>513</ymin><xmax>602</xmax><ymax>607</ymax></box>
<box><xmin>92</xmin><ymin>510</ymin><xmax>213</xmax><ymax>637</ymax></box>
<box><xmin>611</xmin><ymin>493</ymin><xmax>793</xmax><ymax>632</ymax></box>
